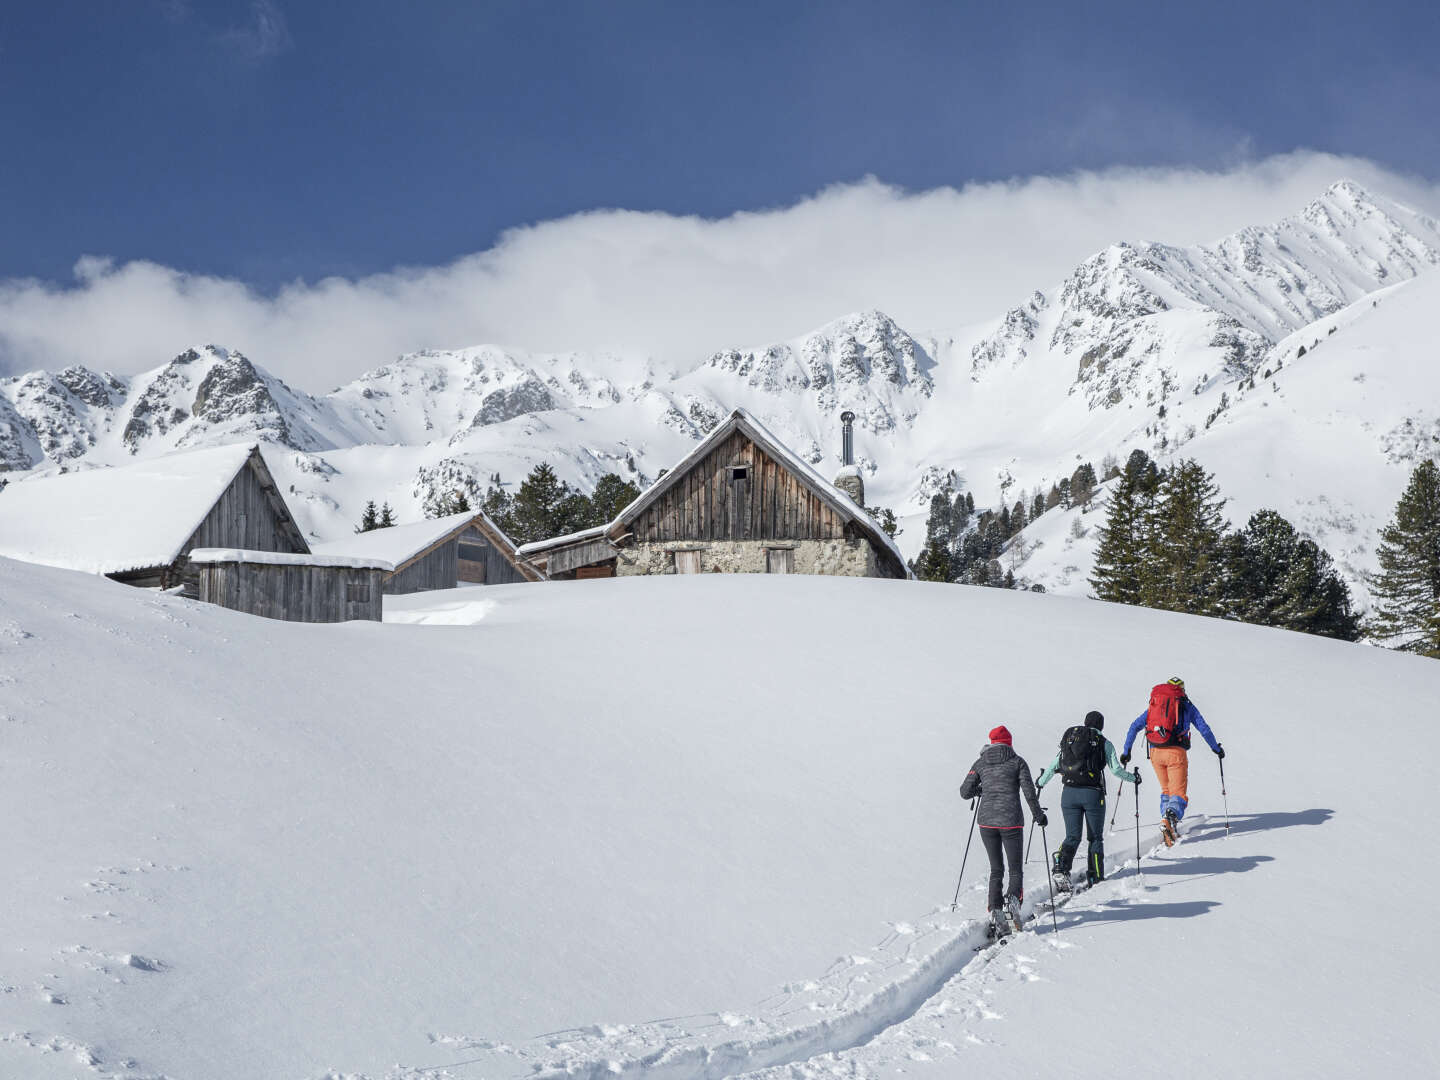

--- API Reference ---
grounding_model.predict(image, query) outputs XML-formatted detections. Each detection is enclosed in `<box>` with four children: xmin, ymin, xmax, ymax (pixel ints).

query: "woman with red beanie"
<box><xmin>959</xmin><ymin>725</ymin><xmax>1047</xmax><ymax>936</ymax></box>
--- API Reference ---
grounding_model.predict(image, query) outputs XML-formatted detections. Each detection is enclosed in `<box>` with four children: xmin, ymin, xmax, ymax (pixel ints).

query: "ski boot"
<box><xmin>1161</xmin><ymin>808</ymin><xmax>1179</xmax><ymax>847</ymax></box>
<box><xmin>1004</xmin><ymin>894</ymin><xmax>1024</xmax><ymax>934</ymax></box>
<box><xmin>1051</xmin><ymin>852</ymin><xmax>1074</xmax><ymax>895</ymax></box>
<box><xmin>988</xmin><ymin>906</ymin><xmax>1009</xmax><ymax>940</ymax></box>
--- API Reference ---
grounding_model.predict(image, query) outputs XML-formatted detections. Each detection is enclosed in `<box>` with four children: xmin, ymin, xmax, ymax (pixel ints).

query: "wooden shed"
<box><xmin>0</xmin><ymin>442</ymin><xmax>309</xmax><ymax>590</ymax></box>
<box><xmin>518</xmin><ymin>408</ymin><xmax>908</xmax><ymax>580</ymax></box>
<box><xmin>189</xmin><ymin>549</ymin><xmax>390</xmax><ymax>623</ymax></box>
<box><xmin>312</xmin><ymin>509</ymin><xmax>539</xmax><ymax>594</ymax></box>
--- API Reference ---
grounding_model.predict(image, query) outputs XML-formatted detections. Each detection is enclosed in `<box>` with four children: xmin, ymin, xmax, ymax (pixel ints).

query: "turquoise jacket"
<box><xmin>1037</xmin><ymin>736</ymin><xmax>1137</xmax><ymax>789</ymax></box>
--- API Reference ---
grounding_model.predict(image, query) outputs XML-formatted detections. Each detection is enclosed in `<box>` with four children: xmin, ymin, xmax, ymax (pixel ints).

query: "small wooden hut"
<box><xmin>312</xmin><ymin>509</ymin><xmax>539</xmax><ymax>594</ymax></box>
<box><xmin>0</xmin><ymin>442</ymin><xmax>308</xmax><ymax>590</ymax></box>
<box><xmin>189</xmin><ymin>549</ymin><xmax>390</xmax><ymax>622</ymax></box>
<box><xmin>517</xmin><ymin>408</ymin><xmax>908</xmax><ymax>580</ymax></box>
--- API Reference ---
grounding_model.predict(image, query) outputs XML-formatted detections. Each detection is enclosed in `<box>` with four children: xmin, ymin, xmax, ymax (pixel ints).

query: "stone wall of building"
<box><xmin>615</xmin><ymin>538</ymin><xmax>879</xmax><ymax>577</ymax></box>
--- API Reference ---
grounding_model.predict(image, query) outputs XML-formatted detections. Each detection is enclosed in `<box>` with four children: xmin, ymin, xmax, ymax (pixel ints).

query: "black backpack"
<box><xmin>1057</xmin><ymin>725</ymin><xmax>1106</xmax><ymax>788</ymax></box>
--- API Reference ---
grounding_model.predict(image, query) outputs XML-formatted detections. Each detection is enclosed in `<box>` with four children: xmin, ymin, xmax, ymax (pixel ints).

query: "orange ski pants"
<box><xmin>1149</xmin><ymin>745</ymin><xmax>1189</xmax><ymax>818</ymax></box>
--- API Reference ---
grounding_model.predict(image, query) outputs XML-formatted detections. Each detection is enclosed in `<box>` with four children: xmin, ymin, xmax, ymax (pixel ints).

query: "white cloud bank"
<box><xmin>2</xmin><ymin>151</ymin><xmax>1437</xmax><ymax>392</ymax></box>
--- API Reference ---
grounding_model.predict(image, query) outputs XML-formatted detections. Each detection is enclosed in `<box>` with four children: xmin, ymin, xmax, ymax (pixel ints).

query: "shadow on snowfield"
<box><xmin>1198</xmin><ymin>809</ymin><xmax>1334</xmax><ymax>835</ymax></box>
<box><xmin>1067</xmin><ymin>899</ymin><xmax>1220</xmax><ymax>926</ymax></box>
<box><xmin>1143</xmin><ymin>854</ymin><xmax>1275</xmax><ymax>875</ymax></box>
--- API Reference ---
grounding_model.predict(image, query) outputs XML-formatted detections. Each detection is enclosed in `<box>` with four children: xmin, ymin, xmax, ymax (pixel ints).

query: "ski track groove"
<box><xmin>530</xmin><ymin>814</ymin><xmax>1207</xmax><ymax>1080</ymax></box>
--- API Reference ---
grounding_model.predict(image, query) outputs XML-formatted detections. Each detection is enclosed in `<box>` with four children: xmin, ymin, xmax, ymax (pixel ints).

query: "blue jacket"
<box><xmin>1123</xmin><ymin>698</ymin><xmax>1220</xmax><ymax>756</ymax></box>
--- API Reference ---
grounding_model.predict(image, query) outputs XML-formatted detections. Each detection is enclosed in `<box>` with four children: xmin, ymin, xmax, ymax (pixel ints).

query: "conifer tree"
<box><xmin>378</xmin><ymin>501</ymin><xmax>396</xmax><ymax>528</ymax></box>
<box><xmin>1070</xmin><ymin>463</ymin><xmax>1097</xmax><ymax>509</ymax></box>
<box><xmin>951</xmin><ymin>493</ymin><xmax>972</xmax><ymax>536</ymax></box>
<box><xmin>1089</xmin><ymin>466</ymin><xmax>1151</xmax><ymax>604</ymax></box>
<box><xmin>1142</xmin><ymin>460</ymin><xmax>1226</xmax><ymax>614</ymax></box>
<box><xmin>913</xmin><ymin>492</ymin><xmax>954</xmax><ymax>582</ymax></box>
<box><xmin>1032</xmin><ymin>492</ymin><xmax>1046</xmax><ymax>521</ymax></box>
<box><xmin>356</xmin><ymin>500</ymin><xmax>379</xmax><ymax>533</ymax></box>
<box><xmin>479</xmin><ymin>473</ymin><xmax>516</xmax><ymax>536</ymax></box>
<box><xmin>1369</xmin><ymin>459</ymin><xmax>1440</xmax><ymax>656</ymax></box>
<box><xmin>510</xmin><ymin>463</ymin><xmax>576</xmax><ymax>544</ymax></box>
<box><xmin>590</xmin><ymin>473</ymin><xmax>643</xmax><ymax>523</ymax></box>
<box><xmin>1011</xmin><ymin>499</ymin><xmax>1027</xmax><ymax>535</ymax></box>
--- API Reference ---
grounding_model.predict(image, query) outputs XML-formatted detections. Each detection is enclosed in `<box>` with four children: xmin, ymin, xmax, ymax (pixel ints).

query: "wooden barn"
<box><xmin>312</xmin><ymin>509</ymin><xmax>539</xmax><ymax>594</ymax></box>
<box><xmin>0</xmin><ymin>442</ymin><xmax>309</xmax><ymax>590</ymax></box>
<box><xmin>189</xmin><ymin>549</ymin><xmax>391</xmax><ymax>622</ymax></box>
<box><xmin>518</xmin><ymin>408</ymin><xmax>908</xmax><ymax>580</ymax></box>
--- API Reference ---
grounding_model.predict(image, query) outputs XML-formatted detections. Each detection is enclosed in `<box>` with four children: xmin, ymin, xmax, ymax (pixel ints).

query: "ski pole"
<box><xmin>1219</xmin><ymin>757</ymin><xmax>1231</xmax><ymax>837</ymax></box>
<box><xmin>1109</xmin><ymin>778</ymin><xmax>1123</xmax><ymax>831</ymax></box>
<box><xmin>1040</xmin><ymin>819</ymin><xmax>1058</xmax><ymax>934</ymax></box>
<box><xmin>1025</xmin><ymin>818</ymin><xmax>1037</xmax><ymax>863</ymax></box>
<box><xmin>951</xmin><ymin>798</ymin><xmax>980</xmax><ymax>912</ymax></box>
<box><xmin>1133</xmin><ymin>767</ymin><xmax>1143</xmax><ymax>882</ymax></box>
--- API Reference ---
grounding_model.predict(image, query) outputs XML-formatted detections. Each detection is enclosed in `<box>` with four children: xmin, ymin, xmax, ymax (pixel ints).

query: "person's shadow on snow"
<box><xmin>1065</xmin><ymin>900</ymin><xmax>1220</xmax><ymax>926</ymax></box>
<box><xmin>1193</xmin><ymin>809</ymin><xmax>1334</xmax><ymax>836</ymax></box>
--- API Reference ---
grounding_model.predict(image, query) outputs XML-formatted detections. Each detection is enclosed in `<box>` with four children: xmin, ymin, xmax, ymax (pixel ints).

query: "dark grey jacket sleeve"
<box><xmin>1017</xmin><ymin>759</ymin><xmax>1042</xmax><ymax>819</ymax></box>
<box><xmin>959</xmin><ymin>760</ymin><xmax>982</xmax><ymax>800</ymax></box>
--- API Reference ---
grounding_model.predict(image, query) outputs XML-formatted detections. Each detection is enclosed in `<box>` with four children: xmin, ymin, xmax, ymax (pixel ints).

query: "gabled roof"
<box><xmin>519</xmin><ymin>408</ymin><xmax>907</xmax><ymax>575</ymax></box>
<box><xmin>0</xmin><ymin>443</ymin><xmax>297</xmax><ymax>576</ymax></box>
<box><xmin>313</xmin><ymin>508</ymin><xmax>542</xmax><ymax>582</ymax></box>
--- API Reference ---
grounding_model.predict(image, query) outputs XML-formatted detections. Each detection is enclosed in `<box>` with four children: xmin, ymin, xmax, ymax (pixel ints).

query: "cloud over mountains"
<box><xmin>2</xmin><ymin>151</ymin><xmax>1436</xmax><ymax>392</ymax></box>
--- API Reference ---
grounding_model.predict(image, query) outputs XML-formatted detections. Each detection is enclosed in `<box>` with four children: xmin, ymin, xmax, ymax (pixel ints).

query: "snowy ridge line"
<box><xmin>526</xmin><ymin>813</ymin><xmax>1192</xmax><ymax>1080</ymax></box>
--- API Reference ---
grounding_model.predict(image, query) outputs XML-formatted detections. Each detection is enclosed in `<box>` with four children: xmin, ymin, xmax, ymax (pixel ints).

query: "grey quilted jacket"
<box><xmin>959</xmin><ymin>744</ymin><xmax>1043</xmax><ymax>828</ymax></box>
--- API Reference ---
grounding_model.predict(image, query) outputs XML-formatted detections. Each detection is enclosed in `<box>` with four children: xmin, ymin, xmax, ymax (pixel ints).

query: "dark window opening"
<box><xmin>346</xmin><ymin>582</ymin><xmax>370</xmax><ymax>603</ymax></box>
<box><xmin>729</xmin><ymin>465</ymin><xmax>751</xmax><ymax>482</ymax></box>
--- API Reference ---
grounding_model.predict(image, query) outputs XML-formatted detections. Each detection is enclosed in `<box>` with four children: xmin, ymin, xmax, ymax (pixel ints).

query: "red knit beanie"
<box><xmin>989</xmin><ymin>725</ymin><xmax>1012</xmax><ymax>746</ymax></box>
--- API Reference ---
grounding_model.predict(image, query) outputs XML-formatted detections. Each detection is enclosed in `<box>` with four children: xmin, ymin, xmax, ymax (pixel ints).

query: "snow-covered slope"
<box><xmin>3</xmin><ymin>181</ymin><xmax>1438</xmax><ymax>603</ymax></box>
<box><xmin>1012</xmin><ymin>268</ymin><xmax>1440</xmax><ymax>605</ymax></box>
<box><xmin>1</xmin><ymin>560</ymin><xmax>1437</xmax><ymax>1079</ymax></box>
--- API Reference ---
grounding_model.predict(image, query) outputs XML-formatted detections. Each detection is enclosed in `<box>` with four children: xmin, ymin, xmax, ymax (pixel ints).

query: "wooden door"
<box><xmin>766</xmin><ymin>548</ymin><xmax>794</xmax><ymax>574</ymax></box>
<box><xmin>674</xmin><ymin>550</ymin><xmax>701</xmax><ymax>574</ymax></box>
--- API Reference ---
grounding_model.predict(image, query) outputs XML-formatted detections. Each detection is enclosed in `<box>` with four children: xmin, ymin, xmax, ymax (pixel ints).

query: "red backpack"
<box><xmin>1145</xmin><ymin>683</ymin><xmax>1187</xmax><ymax>746</ymax></box>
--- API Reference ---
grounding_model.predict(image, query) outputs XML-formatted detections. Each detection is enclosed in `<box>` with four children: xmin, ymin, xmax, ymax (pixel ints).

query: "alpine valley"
<box><xmin>4</xmin><ymin>180</ymin><xmax>1438</xmax><ymax>607</ymax></box>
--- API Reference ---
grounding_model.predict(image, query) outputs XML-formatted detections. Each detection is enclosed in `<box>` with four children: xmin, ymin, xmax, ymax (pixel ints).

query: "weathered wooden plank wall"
<box><xmin>630</xmin><ymin>433</ymin><xmax>846</xmax><ymax>544</ymax></box>
<box><xmin>199</xmin><ymin>563</ymin><xmax>384</xmax><ymax>622</ymax></box>
<box><xmin>385</xmin><ymin>538</ymin><xmax>460</xmax><ymax>594</ymax></box>
<box><xmin>457</xmin><ymin>527</ymin><xmax>531</xmax><ymax>585</ymax></box>
<box><xmin>189</xmin><ymin>459</ymin><xmax>307</xmax><ymax>554</ymax></box>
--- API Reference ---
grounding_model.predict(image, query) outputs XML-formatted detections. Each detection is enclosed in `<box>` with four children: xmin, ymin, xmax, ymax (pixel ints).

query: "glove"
<box><xmin>1036</xmin><ymin>811</ymin><xmax>1048</xmax><ymax>827</ymax></box>
<box><xmin>1215</xmin><ymin>745</ymin><xmax>1226</xmax><ymax>759</ymax></box>
<box><xmin>1120</xmin><ymin>752</ymin><xmax>1131</xmax><ymax>766</ymax></box>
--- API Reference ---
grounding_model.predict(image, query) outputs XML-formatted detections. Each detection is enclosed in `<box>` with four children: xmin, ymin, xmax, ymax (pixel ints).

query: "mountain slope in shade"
<box><xmin>2</xmin><ymin>181</ymin><xmax>1438</xmax><ymax>608</ymax></box>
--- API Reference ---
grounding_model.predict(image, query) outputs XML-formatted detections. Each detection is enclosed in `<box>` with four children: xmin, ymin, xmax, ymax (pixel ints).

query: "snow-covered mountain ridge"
<box><xmin>2</xmin><ymin>181</ymin><xmax>1438</xmax><ymax>606</ymax></box>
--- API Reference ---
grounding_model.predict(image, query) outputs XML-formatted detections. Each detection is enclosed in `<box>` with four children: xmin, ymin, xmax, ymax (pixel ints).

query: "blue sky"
<box><xmin>4</xmin><ymin>0</ymin><xmax>1438</xmax><ymax>288</ymax></box>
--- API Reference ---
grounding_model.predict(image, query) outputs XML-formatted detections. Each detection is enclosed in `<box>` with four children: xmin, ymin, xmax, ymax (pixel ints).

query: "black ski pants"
<box><xmin>1056</xmin><ymin>784</ymin><xmax>1105</xmax><ymax>879</ymax></box>
<box><xmin>980</xmin><ymin>826</ymin><xmax>1024</xmax><ymax>910</ymax></box>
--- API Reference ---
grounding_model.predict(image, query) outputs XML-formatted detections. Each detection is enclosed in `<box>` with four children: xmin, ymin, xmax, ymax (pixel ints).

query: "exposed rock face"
<box><xmin>0</xmin><ymin>396</ymin><xmax>43</xmax><ymax>472</ymax></box>
<box><xmin>470</xmin><ymin>375</ymin><xmax>555</xmax><ymax>428</ymax></box>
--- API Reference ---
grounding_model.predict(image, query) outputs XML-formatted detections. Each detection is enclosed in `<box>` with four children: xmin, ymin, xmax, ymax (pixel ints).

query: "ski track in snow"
<box><xmin>429</xmin><ymin>816</ymin><xmax>1211</xmax><ymax>1080</ymax></box>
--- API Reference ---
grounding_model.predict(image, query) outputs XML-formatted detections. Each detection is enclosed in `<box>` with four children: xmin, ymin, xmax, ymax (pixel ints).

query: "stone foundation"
<box><xmin>615</xmin><ymin>538</ymin><xmax>882</xmax><ymax>577</ymax></box>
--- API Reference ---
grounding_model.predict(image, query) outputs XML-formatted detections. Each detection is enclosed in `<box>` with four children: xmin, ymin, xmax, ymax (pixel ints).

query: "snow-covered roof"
<box><xmin>312</xmin><ymin>510</ymin><xmax>479</xmax><ymax>569</ymax></box>
<box><xmin>0</xmin><ymin>443</ymin><xmax>275</xmax><ymax>575</ymax></box>
<box><xmin>519</xmin><ymin>408</ymin><xmax>909</xmax><ymax>576</ymax></box>
<box><xmin>517</xmin><ymin>525</ymin><xmax>607</xmax><ymax>558</ymax></box>
<box><xmin>314</xmin><ymin>508</ymin><xmax>536</xmax><ymax>579</ymax></box>
<box><xmin>188</xmin><ymin>548</ymin><xmax>395</xmax><ymax>571</ymax></box>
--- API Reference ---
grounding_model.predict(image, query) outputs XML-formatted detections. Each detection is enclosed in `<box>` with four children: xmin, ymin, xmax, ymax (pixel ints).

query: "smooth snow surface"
<box><xmin>1</xmin><ymin>559</ymin><xmax>1437</xmax><ymax>1079</ymax></box>
<box><xmin>0</xmin><ymin>443</ymin><xmax>257</xmax><ymax>574</ymax></box>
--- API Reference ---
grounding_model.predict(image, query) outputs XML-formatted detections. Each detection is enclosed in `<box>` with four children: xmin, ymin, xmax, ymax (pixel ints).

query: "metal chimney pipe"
<box><xmin>840</xmin><ymin>411</ymin><xmax>855</xmax><ymax>466</ymax></box>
